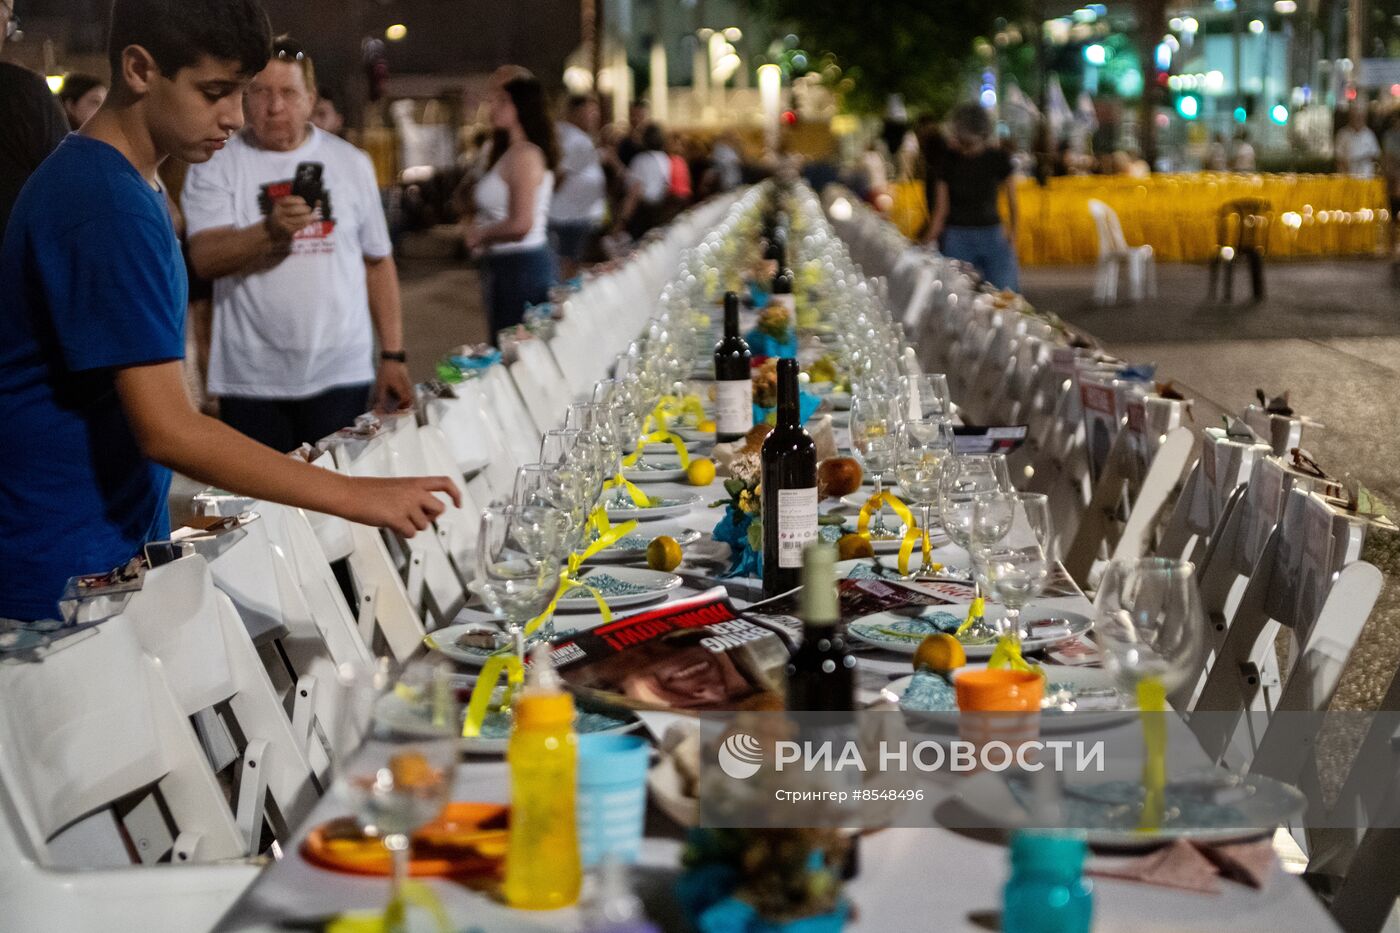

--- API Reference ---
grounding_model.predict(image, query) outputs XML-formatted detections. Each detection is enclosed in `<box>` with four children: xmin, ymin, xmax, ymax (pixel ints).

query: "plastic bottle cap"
<box><xmin>514</xmin><ymin>643</ymin><xmax>575</xmax><ymax>728</ymax></box>
<box><xmin>1009</xmin><ymin>831</ymin><xmax>1087</xmax><ymax>881</ymax></box>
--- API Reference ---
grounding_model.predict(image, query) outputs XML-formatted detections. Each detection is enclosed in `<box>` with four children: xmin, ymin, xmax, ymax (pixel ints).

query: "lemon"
<box><xmin>686</xmin><ymin>457</ymin><xmax>716</xmax><ymax>486</ymax></box>
<box><xmin>914</xmin><ymin>633</ymin><xmax>966</xmax><ymax>674</ymax></box>
<box><xmin>696</xmin><ymin>419</ymin><xmax>717</xmax><ymax>433</ymax></box>
<box><xmin>646</xmin><ymin>535</ymin><xmax>683</xmax><ymax>571</ymax></box>
<box><xmin>836</xmin><ymin>533</ymin><xmax>874</xmax><ymax>561</ymax></box>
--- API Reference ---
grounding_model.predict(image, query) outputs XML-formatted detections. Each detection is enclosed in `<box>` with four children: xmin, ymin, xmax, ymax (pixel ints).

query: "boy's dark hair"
<box><xmin>58</xmin><ymin>74</ymin><xmax>106</xmax><ymax>105</ymax></box>
<box><xmin>640</xmin><ymin>122</ymin><xmax>666</xmax><ymax>153</ymax></box>
<box><xmin>317</xmin><ymin>85</ymin><xmax>338</xmax><ymax>109</ymax></box>
<box><xmin>108</xmin><ymin>0</ymin><xmax>271</xmax><ymax>80</ymax></box>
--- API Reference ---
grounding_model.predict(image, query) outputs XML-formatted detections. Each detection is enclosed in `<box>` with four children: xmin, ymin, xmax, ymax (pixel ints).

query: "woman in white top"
<box><xmin>617</xmin><ymin>122</ymin><xmax>673</xmax><ymax>240</ymax></box>
<box><xmin>465</xmin><ymin>75</ymin><xmax>558</xmax><ymax>340</ymax></box>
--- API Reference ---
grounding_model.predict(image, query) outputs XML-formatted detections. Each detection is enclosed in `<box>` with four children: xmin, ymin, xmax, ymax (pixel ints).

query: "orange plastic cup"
<box><xmin>954</xmin><ymin>669</ymin><xmax>1045</xmax><ymax>712</ymax></box>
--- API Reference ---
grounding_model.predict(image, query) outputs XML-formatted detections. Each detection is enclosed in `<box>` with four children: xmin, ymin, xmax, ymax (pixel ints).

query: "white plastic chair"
<box><xmin>1087</xmin><ymin>198</ymin><xmax>1156</xmax><ymax>305</ymax></box>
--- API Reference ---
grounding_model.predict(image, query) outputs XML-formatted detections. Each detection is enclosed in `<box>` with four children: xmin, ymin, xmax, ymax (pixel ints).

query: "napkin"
<box><xmin>1089</xmin><ymin>838</ymin><xmax>1276</xmax><ymax>893</ymax></box>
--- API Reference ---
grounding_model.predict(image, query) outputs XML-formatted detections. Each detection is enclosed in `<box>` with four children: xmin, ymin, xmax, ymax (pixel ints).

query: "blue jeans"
<box><xmin>943</xmin><ymin>225</ymin><xmax>1020</xmax><ymax>291</ymax></box>
<box><xmin>480</xmin><ymin>246</ymin><xmax>557</xmax><ymax>342</ymax></box>
<box><xmin>220</xmin><ymin>382</ymin><xmax>371</xmax><ymax>452</ymax></box>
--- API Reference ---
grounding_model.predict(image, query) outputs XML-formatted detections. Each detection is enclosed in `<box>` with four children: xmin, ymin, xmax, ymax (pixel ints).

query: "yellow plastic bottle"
<box><xmin>503</xmin><ymin>644</ymin><xmax>582</xmax><ymax>910</ymax></box>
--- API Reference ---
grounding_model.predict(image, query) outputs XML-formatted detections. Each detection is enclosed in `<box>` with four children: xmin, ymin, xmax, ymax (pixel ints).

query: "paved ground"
<box><xmin>1023</xmin><ymin>258</ymin><xmax>1400</xmax><ymax>714</ymax></box>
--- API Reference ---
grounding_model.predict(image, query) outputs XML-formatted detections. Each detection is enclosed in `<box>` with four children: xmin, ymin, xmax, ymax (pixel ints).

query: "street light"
<box><xmin>1084</xmin><ymin>43</ymin><xmax>1106</xmax><ymax>66</ymax></box>
<box><xmin>385</xmin><ymin>23</ymin><xmax>407</xmax><ymax>41</ymax></box>
<box><xmin>758</xmin><ymin>63</ymin><xmax>781</xmax><ymax>154</ymax></box>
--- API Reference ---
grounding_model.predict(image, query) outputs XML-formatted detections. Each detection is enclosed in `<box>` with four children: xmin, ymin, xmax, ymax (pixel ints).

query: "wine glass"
<box><xmin>937</xmin><ymin>453</ymin><xmax>1014</xmax><ymax>551</ymax></box>
<box><xmin>513</xmin><ymin>462</ymin><xmax>592</xmax><ymax>551</ymax></box>
<box><xmin>539</xmin><ymin>428</ymin><xmax>582</xmax><ymax>466</ymax></box>
<box><xmin>1093</xmin><ymin>558</ymin><xmax>1208</xmax><ymax>830</ymax></box>
<box><xmin>476</xmin><ymin>505</ymin><xmax>566</xmax><ymax>644</ymax></box>
<box><xmin>899</xmin><ymin>373</ymin><xmax>953</xmax><ymax>423</ymax></box>
<box><xmin>892</xmin><ymin>419</ymin><xmax>955</xmax><ymax>578</ymax></box>
<box><xmin>970</xmin><ymin>493</ymin><xmax>1051</xmax><ymax>640</ymax></box>
<box><xmin>335</xmin><ymin>659</ymin><xmax>458</xmax><ymax>933</ymax></box>
<box><xmin>848</xmin><ymin>391</ymin><xmax>903</xmax><ymax>538</ymax></box>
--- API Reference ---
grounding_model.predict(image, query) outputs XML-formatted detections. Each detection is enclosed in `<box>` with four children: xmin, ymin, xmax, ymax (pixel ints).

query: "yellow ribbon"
<box><xmin>956</xmin><ymin>596</ymin><xmax>986</xmax><ymax>636</ymax></box>
<box><xmin>603</xmin><ymin>474</ymin><xmax>654</xmax><ymax>508</ymax></box>
<box><xmin>986</xmin><ymin>635</ymin><xmax>1038</xmax><ymax>674</ymax></box>
<box><xmin>857</xmin><ymin>490</ymin><xmax>924</xmax><ymax>575</ymax></box>
<box><xmin>622</xmin><ymin>430</ymin><xmax>691</xmax><ymax>469</ymax></box>
<box><xmin>1137</xmin><ymin>676</ymin><xmax>1169</xmax><ymax>832</ymax></box>
<box><xmin>328</xmin><ymin>881</ymin><xmax>452</xmax><ymax>933</ymax></box>
<box><xmin>462</xmin><ymin>652</ymin><xmax>525</xmax><ymax>738</ymax></box>
<box><xmin>643</xmin><ymin>394</ymin><xmax>706</xmax><ymax>434</ymax></box>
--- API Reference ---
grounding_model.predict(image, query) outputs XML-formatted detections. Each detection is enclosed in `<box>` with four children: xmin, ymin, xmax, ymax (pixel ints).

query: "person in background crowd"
<box><xmin>667</xmin><ymin>130</ymin><xmax>692</xmax><ymax>203</ymax></box>
<box><xmin>0</xmin><ymin>0</ymin><xmax>456</xmax><ymax>623</ymax></box>
<box><xmin>464</xmin><ymin>73</ymin><xmax>557</xmax><ymax>340</ymax></box>
<box><xmin>859</xmin><ymin>140</ymin><xmax>888</xmax><ymax>204</ymax></box>
<box><xmin>184</xmin><ymin>36</ymin><xmax>414</xmax><ymax>452</ymax></box>
<box><xmin>548</xmin><ymin>93</ymin><xmax>604</xmax><ymax>281</ymax></box>
<box><xmin>1382</xmin><ymin>110</ymin><xmax>1400</xmax><ymax>257</ymax></box>
<box><xmin>617</xmin><ymin>121</ymin><xmax>671</xmax><ymax>240</ymax></box>
<box><xmin>1336</xmin><ymin>105</ymin><xmax>1381</xmax><ymax>178</ymax></box>
<box><xmin>311</xmin><ymin>84</ymin><xmax>344</xmax><ymax>136</ymax></box>
<box><xmin>926</xmin><ymin>102</ymin><xmax>1020</xmax><ymax>291</ymax></box>
<box><xmin>616</xmin><ymin>98</ymin><xmax>650</xmax><ymax>169</ymax></box>
<box><xmin>1204</xmin><ymin>132</ymin><xmax>1228</xmax><ymax>171</ymax></box>
<box><xmin>0</xmin><ymin>0</ymin><xmax>68</xmax><ymax>235</ymax></box>
<box><xmin>1231</xmin><ymin>130</ymin><xmax>1256</xmax><ymax>171</ymax></box>
<box><xmin>56</xmin><ymin>73</ymin><xmax>107</xmax><ymax>130</ymax></box>
<box><xmin>710</xmin><ymin>130</ymin><xmax>742</xmax><ymax>192</ymax></box>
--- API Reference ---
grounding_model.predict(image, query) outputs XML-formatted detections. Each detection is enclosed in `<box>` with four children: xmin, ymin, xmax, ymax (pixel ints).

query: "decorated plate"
<box><xmin>623</xmin><ymin>457</ymin><xmax>689</xmax><ymax>483</ymax></box>
<box><xmin>955</xmin><ymin>768</ymin><xmax>1307</xmax><ymax>850</ymax></box>
<box><xmin>557</xmin><ymin>566</ymin><xmax>683</xmax><ymax>611</ymax></box>
<box><xmin>606</xmin><ymin>493</ymin><xmax>704</xmax><ymax>522</ymax></box>
<box><xmin>848</xmin><ymin>604</ymin><xmax>1092</xmax><ymax>659</ymax></box>
<box><xmin>587</xmin><ymin>528</ymin><xmax>702</xmax><ymax>563</ymax></box>
<box><xmin>375</xmin><ymin>673</ymin><xmax>641</xmax><ymax>755</ymax></box>
<box><xmin>878</xmin><ymin>664</ymin><xmax>1138</xmax><ymax>734</ymax></box>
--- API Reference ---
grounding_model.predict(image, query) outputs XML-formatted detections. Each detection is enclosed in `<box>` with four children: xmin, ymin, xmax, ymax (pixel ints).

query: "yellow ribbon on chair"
<box><xmin>622</xmin><ymin>430</ymin><xmax>691</xmax><ymax>469</ymax></box>
<box><xmin>1136</xmin><ymin>676</ymin><xmax>1169</xmax><ymax>832</ymax></box>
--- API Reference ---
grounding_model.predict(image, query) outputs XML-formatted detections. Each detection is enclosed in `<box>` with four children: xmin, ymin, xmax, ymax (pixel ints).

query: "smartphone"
<box><xmin>290</xmin><ymin>161</ymin><xmax>324</xmax><ymax>207</ymax></box>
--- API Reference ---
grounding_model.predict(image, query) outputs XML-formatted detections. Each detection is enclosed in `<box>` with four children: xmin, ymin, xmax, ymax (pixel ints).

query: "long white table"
<box><xmin>212</xmin><ymin>466</ymin><xmax>1338</xmax><ymax>932</ymax></box>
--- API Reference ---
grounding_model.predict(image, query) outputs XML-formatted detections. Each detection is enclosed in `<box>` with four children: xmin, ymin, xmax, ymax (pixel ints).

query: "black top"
<box><xmin>931</xmin><ymin>145</ymin><xmax>1013</xmax><ymax>228</ymax></box>
<box><xmin>0</xmin><ymin>62</ymin><xmax>68</xmax><ymax>237</ymax></box>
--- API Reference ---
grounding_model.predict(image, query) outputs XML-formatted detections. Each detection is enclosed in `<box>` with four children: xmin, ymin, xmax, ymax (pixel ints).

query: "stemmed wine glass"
<box><xmin>513</xmin><ymin>462</ymin><xmax>593</xmax><ymax>552</ymax></box>
<box><xmin>335</xmin><ymin>659</ymin><xmax>458</xmax><ymax>933</ymax></box>
<box><xmin>899</xmin><ymin>373</ymin><xmax>953</xmax><ymax>423</ymax></box>
<box><xmin>1093</xmin><ymin>558</ymin><xmax>1208</xmax><ymax>830</ymax></box>
<box><xmin>848</xmin><ymin>391</ymin><xmax>903</xmax><ymax>539</ymax></box>
<box><xmin>475</xmin><ymin>505</ymin><xmax>567</xmax><ymax>645</ymax></box>
<box><xmin>539</xmin><ymin>428</ymin><xmax>582</xmax><ymax>466</ymax></box>
<box><xmin>892</xmin><ymin>418</ymin><xmax>955</xmax><ymax>578</ymax></box>
<box><xmin>970</xmin><ymin>492</ymin><xmax>1051</xmax><ymax>641</ymax></box>
<box><xmin>937</xmin><ymin>453</ymin><xmax>1014</xmax><ymax>551</ymax></box>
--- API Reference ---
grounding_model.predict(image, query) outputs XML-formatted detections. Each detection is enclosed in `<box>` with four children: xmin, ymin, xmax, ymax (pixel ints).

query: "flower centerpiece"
<box><xmin>746</xmin><ymin>303</ymin><xmax>798</xmax><ymax>360</ymax></box>
<box><xmin>710</xmin><ymin>446</ymin><xmax>764</xmax><ymax>578</ymax></box>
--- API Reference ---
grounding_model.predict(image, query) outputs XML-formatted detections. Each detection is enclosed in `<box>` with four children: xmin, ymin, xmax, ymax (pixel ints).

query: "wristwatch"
<box><xmin>380</xmin><ymin>350</ymin><xmax>407</xmax><ymax>363</ymax></box>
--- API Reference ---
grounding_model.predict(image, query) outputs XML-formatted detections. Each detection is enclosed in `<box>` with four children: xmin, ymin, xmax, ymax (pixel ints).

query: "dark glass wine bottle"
<box><xmin>784</xmin><ymin>542</ymin><xmax>855</xmax><ymax>711</ymax></box>
<box><xmin>713</xmin><ymin>291</ymin><xmax>753</xmax><ymax>443</ymax></box>
<box><xmin>769</xmin><ymin>240</ymin><xmax>795</xmax><ymax>313</ymax></box>
<box><xmin>760</xmin><ymin>358</ymin><xmax>817</xmax><ymax>598</ymax></box>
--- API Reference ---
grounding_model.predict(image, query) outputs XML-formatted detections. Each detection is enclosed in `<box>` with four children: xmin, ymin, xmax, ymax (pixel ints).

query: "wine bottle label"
<box><xmin>776</xmin><ymin>486</ymin><xmax>819</xmax><ymax>568</ymax></box>
<box><xmin>768</xmin><ymin>293</ymin><xmax>796</xmax><ymax>313</ymax></box>
<box><xmin>715</xmin><ymin>379</ymin><xmax>753</xmax><ymax>435</ymax></box>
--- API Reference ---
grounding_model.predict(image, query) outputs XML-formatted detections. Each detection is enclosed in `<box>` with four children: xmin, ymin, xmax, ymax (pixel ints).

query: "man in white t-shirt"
<box><xmin>184</xmin><ymin>37</ymin><xmax>412</xmax><ymax>451</ymax></box>
<box><xmin>549</xmin><ymin>94</ymin><xmax>605</xmax><ymax>280</ymax></box>
<box><xmin>1335</xmin><ymin>106</ymin><xmax>1381</xmax><ymax>178</ymax></box>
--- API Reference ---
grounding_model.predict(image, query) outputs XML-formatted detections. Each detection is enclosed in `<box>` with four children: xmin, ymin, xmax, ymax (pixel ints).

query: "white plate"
<box><xmin>848</xmin><ymin>604</ymin><xmax>1093</xmax><ymax>659</ymax></box>
<box><xmin>954</xmin><ymin>768</ymin><xmax>1307</xmax><ymax>851</ymax></box>
<box><xmin>557</xmin><ymin>566</ymin><xmax>682</xmax><ymax>611</ymax></box>
<box><xmin>586</xmin><ymin>528</ymin><xmax>703</xmax><ymax>563</ymax></box>
<box><xmin>878</xmin><ymin>665</ymin><xmax>1138</xmax><ymax>734</ymax></box>
<box><xmin>606</xmin><ymin>493</ymin><xmax>704</xmax><ymax>522</ymax></box>
<box><xmin>623</xmin><ymin>458</ymin><xmax>690</xmax><ymax>483</ymax></box>
<box><xmin>374</xmin><ymin>673</ymin><xmax>641</xmax><ymax>755</ymax></box>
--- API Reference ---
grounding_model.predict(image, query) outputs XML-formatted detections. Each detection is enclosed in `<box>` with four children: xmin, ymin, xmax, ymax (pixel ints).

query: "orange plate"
<box><xmin>301</xmin><ymin>802</ymin><xmax>509</xmax><ymax>878</ymax></box>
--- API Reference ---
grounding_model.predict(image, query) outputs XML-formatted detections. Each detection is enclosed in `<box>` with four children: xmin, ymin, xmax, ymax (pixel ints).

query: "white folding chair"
<box><xmin>0</xmin><ymin>617</ymin><xmax>258</xmax><ymax>933</ymax></box>
<box><xmin>510</xmin><ymin>337</ymin><xmax>572</xmax><ymax>431</ymax></box>
<box><xmin>124</xmin><ymin>556</ymin><xmax>320</xmax><ymax>852</ymax></box>
<box><xmin>1158</xmin><ymin>428</ymin><xmax>1272</xmax><ymax>563</ymax></box>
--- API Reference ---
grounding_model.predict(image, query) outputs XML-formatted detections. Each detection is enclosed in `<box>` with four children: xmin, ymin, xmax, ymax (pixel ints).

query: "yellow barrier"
<box><xmin>887</xmin><ymin>175</ymin><xmax>1388</xmax><ymax>265</ymax></box>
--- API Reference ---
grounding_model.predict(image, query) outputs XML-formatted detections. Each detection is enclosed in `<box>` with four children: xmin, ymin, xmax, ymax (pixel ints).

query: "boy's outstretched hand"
<box><xmin>342</xmin><ymin>475</ymin><xmax>463</xmax><ymax>537</ymax></box>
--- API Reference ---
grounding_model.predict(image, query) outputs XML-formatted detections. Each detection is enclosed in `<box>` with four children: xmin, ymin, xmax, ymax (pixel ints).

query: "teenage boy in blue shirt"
<box><xmin>0</xmin><ymin>0</ymin><xmax>459</xmax><ymax>622</ymax></box>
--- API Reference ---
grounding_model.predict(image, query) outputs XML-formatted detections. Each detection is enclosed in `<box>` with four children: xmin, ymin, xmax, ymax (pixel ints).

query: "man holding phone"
<box><xmin>184</xmin><ymin>35</ymin><xmax>412</xmax><ymax>451</ymax></box>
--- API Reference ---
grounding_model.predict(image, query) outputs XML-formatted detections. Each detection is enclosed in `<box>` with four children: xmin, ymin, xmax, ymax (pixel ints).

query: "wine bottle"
<box><xmin>769</xmin><ymin>239</ymin><xmax>796</xmax><ymax>314</ymax></box>
<box><xmin>713</xmin><ymin>292</ymin><xmax>753</xmax><ymax>443</ymax></box>
<box><xmin>760</xmin><ymin>358</ymin><xmax>817</xmax><ymax>598</ymax></box>
<box><xmin>785</xmin><ymin>542</ymin><xmax>855</xmax><ymax>711</ymax></box>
